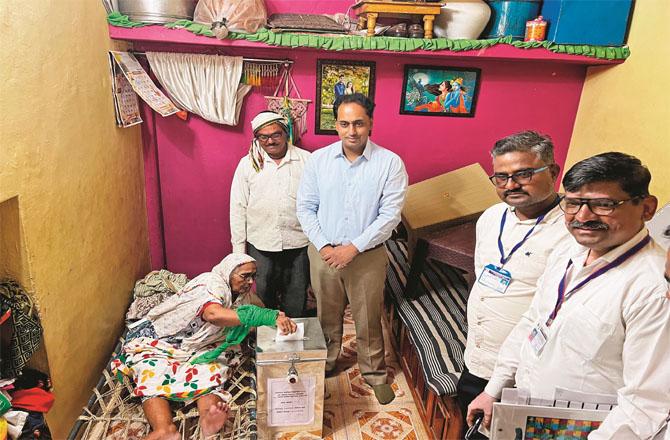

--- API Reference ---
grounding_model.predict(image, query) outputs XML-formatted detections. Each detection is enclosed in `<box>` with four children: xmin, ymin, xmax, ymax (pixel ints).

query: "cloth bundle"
<box><xmin>126</xmin><ymin>269</ymin><xmax>189</xmax><ymax>321</ymax></box>
<box><xmin>1</xmin><ymin>368</ymin><xmax>54</xmax><ymax>440</ymax></box>
<box><xmin>3</xmin><ymin>410</ymin><xmax>51</xmax><ymax>440</ymax></box>
<box><xmin>193</xmin><ymin>0</ymin><xmax>267</xmax><ymax>35</ymax></box>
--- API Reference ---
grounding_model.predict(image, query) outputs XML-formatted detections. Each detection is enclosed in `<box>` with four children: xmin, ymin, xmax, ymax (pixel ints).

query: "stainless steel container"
<box><xmin>118</xmin><ymin>0</ymin><xmax>196</xmax><ymax>24</ymax></box>
<box><xmin>256</xmin><ymin>317</ymin><xmax>327</xmax><ymax>438</ymax></box>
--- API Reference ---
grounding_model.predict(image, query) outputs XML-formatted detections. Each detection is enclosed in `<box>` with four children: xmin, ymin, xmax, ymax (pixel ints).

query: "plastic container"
<box><xmin>524</xmin><ymin>16</ymin><xmax>547</xmax><ymax>41</ymax></box>
<box><xmin>482</xmin><ymin>0</ymin><xmax>542</xmax><ymax>40</ymax></box>
<box><xmin>540</xmin><ymin>0</ymin><xmax>633</xmax><ymax>46</ymax></box>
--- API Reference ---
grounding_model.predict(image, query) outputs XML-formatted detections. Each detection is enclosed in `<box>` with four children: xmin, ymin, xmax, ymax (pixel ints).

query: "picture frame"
<box><xmin>315</xmin><ymin>59</ymin><xmax>376</xmax><ymax>134</ymax></box>
<box><xmin>400</xmin><ymin>65</ymin><xmax>481</xmax><ymax>117</ymax></box>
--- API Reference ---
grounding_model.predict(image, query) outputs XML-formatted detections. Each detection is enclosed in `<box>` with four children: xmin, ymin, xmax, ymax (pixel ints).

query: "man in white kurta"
<box><xmin>458</xmin><ymin>131</ymin><xmax>571</xmax><ymax>421</ymax></box>
<box><xmin>230</xmin><ymin>111</ymin><xmax>311</xmax><ymax>317</ymax></box>
<box><xmin>468</xmin><ymin>152</ymin><xmax>670</xmax><ymax>439</ymax></box>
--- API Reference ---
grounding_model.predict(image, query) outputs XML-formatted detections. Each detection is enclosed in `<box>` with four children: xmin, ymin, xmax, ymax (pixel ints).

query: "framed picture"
<box><xmin>315</xmin><ymin>59</ymin><xmax>376</xmax><ymax>134</ymax></box>
<box><xmin>400</xmin><ymin>65</ymin><xmax>481</xmax><ymax>117</ymax></box>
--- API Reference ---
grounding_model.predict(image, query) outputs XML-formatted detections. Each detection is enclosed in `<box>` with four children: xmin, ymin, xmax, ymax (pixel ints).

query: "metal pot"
<box><xmin>118</xmin><ymin>0</ymin><xmax>196</xmax><ymax>24</ymax></box>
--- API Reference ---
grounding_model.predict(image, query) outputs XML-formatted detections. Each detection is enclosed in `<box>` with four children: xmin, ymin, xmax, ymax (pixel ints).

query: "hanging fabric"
<box><xmin>264</xmin><ymin>63</ymin><xmax>311</xmax><ymax>143</ymax></box>
<box><xmin>0</xmin><ymin>280</ymin><xmax>43</xmax><ymax>379</ymax></box>
<box><xmin>242</xmin><ymin>62</ymin><xmax>281</xmax><ymax>95</ymax></box>
<box><xmin>146</xmin><ymin>52</ymin><xmax>252</xmax><ymax>126</ymax></box>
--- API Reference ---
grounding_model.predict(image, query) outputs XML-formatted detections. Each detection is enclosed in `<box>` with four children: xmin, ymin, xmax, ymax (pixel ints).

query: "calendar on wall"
<box><xmin>108</xmin><ymin>51</ymin><xmax>180</xmax><ymax>128</ymax></box>
<box><xmin>109</xmin><ymin>54</ymin><xmax>142</xmax><ymax>128</ymax></box>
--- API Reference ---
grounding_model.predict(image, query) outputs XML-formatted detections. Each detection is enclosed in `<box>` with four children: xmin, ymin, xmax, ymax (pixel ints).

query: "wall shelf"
<box><xmin>109</xmin><ymin>25</ymin><xmax>626</xmax><ymax>66</ymax></box>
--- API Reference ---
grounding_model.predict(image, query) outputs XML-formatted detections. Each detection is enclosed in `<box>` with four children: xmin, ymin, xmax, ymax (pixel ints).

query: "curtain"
<box><xmin>146</xmin><ymin>52</ymin><xmax>251</xmax><ymax>126</ymax></box>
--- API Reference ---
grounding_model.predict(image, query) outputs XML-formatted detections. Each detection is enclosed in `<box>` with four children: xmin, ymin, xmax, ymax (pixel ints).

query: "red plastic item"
<box><xmin>11</xmin><ymin>388</ymin><xmax>55</xmax><ymax>413</ymax></box>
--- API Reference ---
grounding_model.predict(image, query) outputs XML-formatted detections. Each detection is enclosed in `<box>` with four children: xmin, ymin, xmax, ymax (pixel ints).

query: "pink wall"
<box><xmin>136</xmin><ymin>0</ymin><xmax>587</xmax><ymax>276</ymax></box>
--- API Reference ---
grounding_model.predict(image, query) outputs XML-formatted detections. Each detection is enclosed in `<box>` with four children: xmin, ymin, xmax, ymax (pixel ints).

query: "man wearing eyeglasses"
<box><xmin>457</xmin><ymin>131</ymin><xmax>571</xmax><ymax>430</ymax></box>
<box><xmin>297</xmin><ymin>93</ymin><xmax>408</xmax><ymax>405</ymax></box>
<box><xmin>467</xmin><ymin>152</ymin><xmax>670</xmax><ymax>439</ymax></box>
<box><xmin>229</xmin><ymin>111</ymin><xmax>312</xmax><ymax>318</ymax></box>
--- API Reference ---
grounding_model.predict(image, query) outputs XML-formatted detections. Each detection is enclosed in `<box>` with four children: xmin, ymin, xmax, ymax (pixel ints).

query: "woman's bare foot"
<box><xmin>144</xmin><ymin>427</ymin><xmax>179</xmax><ymax>440</ymax></box>
<box><xmin>200</xmin><ymin>400</ymin><xmax>229</xmax><ymax>438</ymax></box>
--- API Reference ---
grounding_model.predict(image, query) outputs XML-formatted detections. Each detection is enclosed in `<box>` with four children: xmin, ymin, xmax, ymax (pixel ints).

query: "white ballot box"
<box><xmin>256</xmin><ymin>317</ymin><xmax>327</xmax><ymax>438</ymax></box>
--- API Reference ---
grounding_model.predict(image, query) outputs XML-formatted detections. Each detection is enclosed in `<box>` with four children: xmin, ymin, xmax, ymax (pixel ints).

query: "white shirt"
<box><xmin>465</xmin><ymin>202</ymin><xmax>569</xmax><ymax>379</ymax></box>
<box><xmin>485</xmin><ymin>228</ymin><xmax>670</xmax><ymax>439</ymax></box>
<box><xmin>230</xmin><ymin>145</ymin><xmax>311</xmax><ymax>253</ymax></box>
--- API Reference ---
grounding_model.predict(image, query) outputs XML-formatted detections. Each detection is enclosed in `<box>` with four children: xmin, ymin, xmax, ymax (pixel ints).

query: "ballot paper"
<box><xmin>275</xmin><ymin>322</ymin><xmax>304</xmax><ymax>342</ymax></box>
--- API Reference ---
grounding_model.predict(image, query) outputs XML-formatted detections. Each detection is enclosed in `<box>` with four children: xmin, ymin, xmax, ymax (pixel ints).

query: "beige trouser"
<box><xmin>308</xmin><ymin>244</ymin><xmax>389</xmax><ymax>386</ymax></box>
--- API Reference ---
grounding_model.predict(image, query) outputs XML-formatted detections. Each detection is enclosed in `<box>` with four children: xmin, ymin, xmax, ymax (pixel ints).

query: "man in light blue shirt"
<box><xmin>297</xmin><ymin>93</ymin><xmax>408</xmax><ymax>404</ymax></box>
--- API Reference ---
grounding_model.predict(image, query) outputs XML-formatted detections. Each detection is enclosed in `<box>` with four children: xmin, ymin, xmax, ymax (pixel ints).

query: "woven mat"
<box><xmin>267</xmin><ymin>13</ymin><xmax>346</xmax><ymax>33</ymax></box>
<box><xmin>69</xmin><ymin>336</ymin><xmax>257</xmax><ymax>440</ymax></box>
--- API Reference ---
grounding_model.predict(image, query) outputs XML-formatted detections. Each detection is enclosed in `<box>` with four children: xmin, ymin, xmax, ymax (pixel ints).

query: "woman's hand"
<box><xmin>276</xmin><ymin>312</ymin><xmax>297</xmax><ymax>335</ymax></box>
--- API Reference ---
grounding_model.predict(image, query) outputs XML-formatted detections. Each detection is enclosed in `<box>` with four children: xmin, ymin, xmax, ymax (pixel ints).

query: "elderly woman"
<box><xmin>112</xmin><ymin>254</ymin><xmax>296</xmax><ymax>440</ymax></box>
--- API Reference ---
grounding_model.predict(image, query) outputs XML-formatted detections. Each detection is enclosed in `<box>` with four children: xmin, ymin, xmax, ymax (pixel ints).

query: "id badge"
<box><xmin>528</xmin><ymin>323</ymin><xmax>548</xmax><ymax>356</ymax></box>
<box><xmin>477</xmin><ymin>264</ymin><xmax>512</xmax><ymax>294</ymax></box>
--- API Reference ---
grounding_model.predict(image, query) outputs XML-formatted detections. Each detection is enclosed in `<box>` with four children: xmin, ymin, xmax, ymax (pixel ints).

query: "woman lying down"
<box><xmin>112</xmin><ymin>253</ymin><xmax>297</xmax><ymax>440</ymax></box>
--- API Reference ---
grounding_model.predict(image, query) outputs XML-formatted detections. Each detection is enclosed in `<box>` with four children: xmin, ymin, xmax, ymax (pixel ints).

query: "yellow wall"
<box><xmin>565</xmin><ymin>0</ymin><xmax>670</xmax><ymax>204</ymax></box>
<box><xmin>0</xmin><ymin>1</ymin><xmax>149</xmax><ymax>436</ymax></box>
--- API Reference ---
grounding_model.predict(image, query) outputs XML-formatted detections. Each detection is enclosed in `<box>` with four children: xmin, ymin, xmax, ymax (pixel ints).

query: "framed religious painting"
<box><xmin>400</xmin><ymin>65</ymin><xmax>481</xmax><ymax>117</ymax></box>
<box><xmin>315</xmin><ymin>59</ymin><xmax>376</xmax><ymax>134</ymax></box>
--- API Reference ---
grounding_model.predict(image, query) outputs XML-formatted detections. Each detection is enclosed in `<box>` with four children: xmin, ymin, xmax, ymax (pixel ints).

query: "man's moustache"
<box><xmin>569</xmin><ymin>220</ymin><xmax>609</xmax><ymax>230</ymax></box>
<box><xmin>504</xmin><ymin>189</ymin><xmax>528</xmax><ymax>197</ymax></box>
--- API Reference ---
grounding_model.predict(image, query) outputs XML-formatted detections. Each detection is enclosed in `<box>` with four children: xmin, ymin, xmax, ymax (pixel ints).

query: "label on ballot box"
<box><xmin>478</xmin><ymin>264</ymin><xmax>511</xmax><ymax>293</ymax></box>
<box><xmin>268</xmin><ymin>375</ymin><xmax>316</xmax><ymax>426</ymax></box>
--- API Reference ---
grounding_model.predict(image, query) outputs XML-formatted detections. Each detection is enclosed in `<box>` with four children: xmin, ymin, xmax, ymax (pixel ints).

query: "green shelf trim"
<box><xmin>108</xmin><ymin>13</ymin><xmax>630</xmax><ymax>61</ymax></box>
<box><xmin>108</xmin><ymin>11</ymin><xmax>151</xmax><ymax>28</ymax></box>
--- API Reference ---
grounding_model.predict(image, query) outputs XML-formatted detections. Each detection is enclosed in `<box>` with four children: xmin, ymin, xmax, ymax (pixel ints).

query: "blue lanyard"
<box><xmin>546</xmin><ymin>234</ymin><xmax>651</xmax><ymax>326</ymax></box>
<box><xmin>497</xmin><ymin>197</ymin><xmax>561</xmax><ymax>266</ymax></box>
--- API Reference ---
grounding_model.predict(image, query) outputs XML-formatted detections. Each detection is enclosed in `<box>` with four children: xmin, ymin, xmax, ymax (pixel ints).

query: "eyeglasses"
<box><xmin>234</xmin><ymin>272</ymin><xmax>257</xmax><ymax>282</ymax></box>
<box><xmin>488</xmin><ymin>166</ymin><xmax>549</xmax><ymax>188</ymax></box>
<box><xmin>558</xmin><ymin>197</ymin><xmax>642</xmax><ymax>216</ymax></box>
<box><xmin>256</xmin><ymin>132</ymin><xmax>283</xmax><ymax>142</ymax></box>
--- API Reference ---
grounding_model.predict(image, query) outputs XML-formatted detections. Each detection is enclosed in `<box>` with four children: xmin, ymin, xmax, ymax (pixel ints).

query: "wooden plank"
<box><xmin>109</xmin><ymin>25</ymin><xmax>626</xmax><ymax>66</ymax></box>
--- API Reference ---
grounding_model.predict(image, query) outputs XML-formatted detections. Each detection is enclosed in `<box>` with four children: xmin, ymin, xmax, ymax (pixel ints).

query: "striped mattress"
<box><xmin>385</xmin><ymin>239</ymin><xmax>468</xmax><ymax>397</ymax></box>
